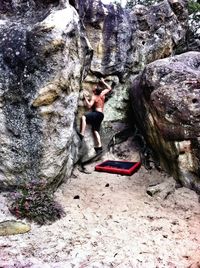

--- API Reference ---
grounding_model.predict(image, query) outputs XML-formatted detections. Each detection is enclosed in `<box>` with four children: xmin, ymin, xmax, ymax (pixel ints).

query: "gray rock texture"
<box><xmin>0</xmin><ymin>0</ymin><xmax>190</xmax><ymax>190</ymax></box>
<box><xmin>0</xmin><ymin>0</ymin><xmax>92</xmax><ymax>189</ymax></box>
<box><xmin>130</xmin><ymin>51</ymin><xmax>200</xmax><ymax>192</ymax></box>
<box><xmin>75</xmin><ymin>0</ymin><xmax>188</xmax><ymax>150</ymax></box>
<box><xmin>76</xmin><ymin>0</ymin><xmax>188</xmax><ymax>76</ymax></box>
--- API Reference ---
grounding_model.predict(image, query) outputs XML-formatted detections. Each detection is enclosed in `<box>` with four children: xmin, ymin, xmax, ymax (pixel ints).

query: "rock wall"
<box><xmin>130</xmin><ymin>51</ymin><xmax>200</xmax><ymax>192</ymax></box>
<box><xmin>0</xmin><ymin>0</ymin><xmax>190</xmax><ymax>190</ymax></box>
<box><xmin>0</xmin><ymin>0</ymin><xmax>92</xmax><ymax>189</ymax></box>
<box><xmin>75</xmin><ymin>0</ymin><xmax>188</xmax><ymax>148</ymax></box>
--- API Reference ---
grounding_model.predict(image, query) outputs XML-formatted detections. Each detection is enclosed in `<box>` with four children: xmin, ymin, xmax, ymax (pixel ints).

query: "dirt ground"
<box><xmin>0</xmin><ymin>149</ymin><xmax>200</xmax><ymax>268</ymax></box>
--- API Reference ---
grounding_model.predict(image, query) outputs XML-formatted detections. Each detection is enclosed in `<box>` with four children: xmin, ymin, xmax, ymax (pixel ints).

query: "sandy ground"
<box><xmin>0</xmin><ymin>150</ymin><xmax>200</xmax><ymax>268</ymax></box>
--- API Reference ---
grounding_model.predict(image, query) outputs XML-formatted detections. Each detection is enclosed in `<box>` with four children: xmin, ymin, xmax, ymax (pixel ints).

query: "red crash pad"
<box><xmin>95</xmin><ymin>160</ymin><xmax>141</xmax><ymax>175</ymax></box>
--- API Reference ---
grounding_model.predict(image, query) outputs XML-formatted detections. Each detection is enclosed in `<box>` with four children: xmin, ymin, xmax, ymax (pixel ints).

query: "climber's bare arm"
<box><xmin>100</xmin><ymin>78</ymin><xmax>112</xmax><ymax>96</ymax></box>
<box><xmin>84</xmin><ymin>94</ymin><xmax>95</xmax><ymax>109</ymax></box>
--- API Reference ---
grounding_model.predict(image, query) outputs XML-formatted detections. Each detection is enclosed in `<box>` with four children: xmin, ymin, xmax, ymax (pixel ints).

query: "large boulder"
<box><xmin>0</xmin><ymin>0</ymin><xmax>92</xmax><ymax>189</ymax></box>
<box><xmin>75</xmin><ymin>0</ymin><xmax>188</xmax><ymax>146</ymax></box>
<box><xmin>76</xmin><ymin>0</ymin><xmax>188</xmax><ymax>76</ymax></box>
<box><xmin>130</xmin><ymin>51</ymin><xmax>200</xmax><ymax>193</ymax></box>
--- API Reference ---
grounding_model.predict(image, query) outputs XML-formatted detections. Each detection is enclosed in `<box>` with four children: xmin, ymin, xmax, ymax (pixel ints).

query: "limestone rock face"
<box><xmin>130</xmin><ymin>51</ymin><xmax>200</xmax><ymax>192</ymax></box>
<box><xmin>0</xmin><ymin>0</ymin><xmax>190</xmax><ymax>190</ymax></box>
<box><xmin>76</xmin><ymin>0</ymin><xmax>188</xmax><ymax>75</ymax></box>
<box><xmin>75</xmin><ymin>0</ymin><xmax>188</xmax><ymax>144</ymax></box>
<box><xmin>0</xmin><ymin>0</ymin><xmax>92</xmax><ymax>189</ymax></box>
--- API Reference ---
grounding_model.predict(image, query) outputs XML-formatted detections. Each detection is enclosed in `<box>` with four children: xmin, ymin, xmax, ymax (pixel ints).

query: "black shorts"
<box><xmin>85</xmin><ymin>111</ymin><xmax>104</xmax><ymax>131</ymax></box>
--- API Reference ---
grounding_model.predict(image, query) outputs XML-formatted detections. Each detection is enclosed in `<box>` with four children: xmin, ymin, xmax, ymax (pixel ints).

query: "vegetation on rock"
<box><xmin>8</xmin><ymin>181</ymin><xmax>65</xmax><ymax>225</ymax></box>
<box><xmin>188</xmin><ymin>0</ymin><xmax>200</xmax><ymax>14</ymax></box>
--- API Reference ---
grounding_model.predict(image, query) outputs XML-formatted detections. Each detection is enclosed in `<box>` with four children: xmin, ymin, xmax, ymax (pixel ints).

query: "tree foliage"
<box><xmin>187</xmin><ymin>0</ymin><xmax>200</xmax><ymax>51</ymax></box>
<box><xmin>188</xmin><ymin>0</ymin><xmax>200</xmax><ymax>14</ymax></box>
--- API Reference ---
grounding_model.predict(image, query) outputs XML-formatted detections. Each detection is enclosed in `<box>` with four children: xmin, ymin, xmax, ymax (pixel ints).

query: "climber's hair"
<box><xmin>95</xmin><ymin>86</ymin><xmax>103</xmax><ymax>95</ymax></box>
